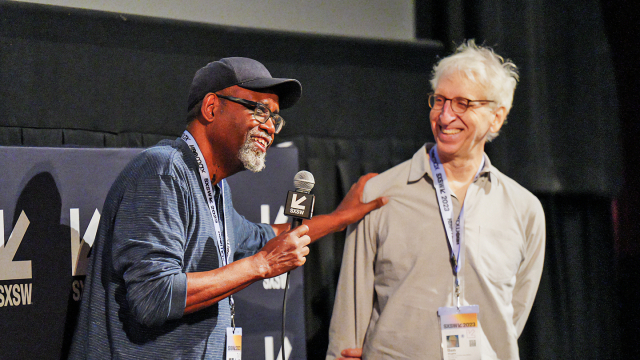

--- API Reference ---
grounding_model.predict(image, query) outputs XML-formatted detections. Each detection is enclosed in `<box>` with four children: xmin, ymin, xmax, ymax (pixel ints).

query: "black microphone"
<box><xmin>281</xmin><ymin>170</ymin><xmax>315</xmax><ymax>354</ymax></box>
<box><xmin>284</xmin><ymin>170</ymin><xmax>315</xmax><ymax>228</ymax></box>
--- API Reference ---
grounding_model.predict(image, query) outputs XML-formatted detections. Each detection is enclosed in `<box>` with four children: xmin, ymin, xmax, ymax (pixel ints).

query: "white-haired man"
<box><xmin>326</xmin><ymin>41</ymin><xmax>545</xmax><ymax>360</ymax></box>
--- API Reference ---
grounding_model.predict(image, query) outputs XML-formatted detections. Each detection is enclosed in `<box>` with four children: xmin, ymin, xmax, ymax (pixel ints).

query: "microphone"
<box><xmin>284</xmin><ymin>170</ymin><xmax>316</xmax><ymax>228</ymax></box>
<box><xmin>281</xmin><ymin>170</ymin><xmax>315</xmax><ymax>354</ymax></box>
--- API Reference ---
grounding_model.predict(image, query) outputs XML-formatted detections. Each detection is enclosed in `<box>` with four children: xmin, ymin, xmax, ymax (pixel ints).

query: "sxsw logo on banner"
<box><xmin>0</xmin><ymin>210</ymin><xmax>33</xmax><ymax>307</ymax></box>
<box><xmin>1</xmin><ymin>202</ymin><xmax>291</xmax><ymax>307</ymax></box>
<box><xmin>0</xmin><ymin>208</ymin><xmax>100</xmax><ymax>307</ymax></box>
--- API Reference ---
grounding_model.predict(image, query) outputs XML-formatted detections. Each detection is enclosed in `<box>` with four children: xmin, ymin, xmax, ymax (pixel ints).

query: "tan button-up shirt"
<box><xmin>326</xmin><ymin>143</ymin><xmax>545</xmax><ymax>360</ymax></box>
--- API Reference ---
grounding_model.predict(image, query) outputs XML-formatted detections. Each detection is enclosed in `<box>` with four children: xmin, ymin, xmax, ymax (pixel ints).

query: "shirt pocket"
<box><xmin>476</xmin><ymin>226</ymin><xmax>524</xmax><ymax>283</ymax></box>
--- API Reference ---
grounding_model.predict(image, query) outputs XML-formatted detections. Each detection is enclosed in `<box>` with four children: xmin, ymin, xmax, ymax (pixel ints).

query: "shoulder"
<box><xmin>122</xmin><ymin>139</ymin><xmax>191</xmax><ymax>178</ymax></box>
<box><xmin>138</xmin><ymin>139</ymin><xmax>187</xmax><ymax>170</ymax></box>
<box><xmin>362</xmin><ymin>143</ymin><xmax>430</xmax><ymax>202</ymax></box>
<box><xmin>489</xmin><ymin>166</ymin><xmax>544</xmax><ymax>217</ymax></box>
<box><xmin>107</xmin><ymin>138</ymin><xmax>194</xmax><ymax>197</ymax></box>
<box><xmin>362</xmin><ymin>158</ymin><xmax>413</xmax><ymax>203</ymax></box>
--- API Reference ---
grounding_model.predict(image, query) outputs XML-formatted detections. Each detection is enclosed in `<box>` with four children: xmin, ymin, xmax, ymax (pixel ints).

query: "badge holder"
<box><xmin>430</xmin><ymin>146</ymin><xmax>484</xmax><ymax>360</ymax></box>
<box><xmin>437</xmin><ymin>305</ymin><xmax>480</xmax><ymax>360</ymax></box>
<box><xmin>226</xmin><ymin>306</ymin><xmax>242</xmax><ymax>360</ymax></box>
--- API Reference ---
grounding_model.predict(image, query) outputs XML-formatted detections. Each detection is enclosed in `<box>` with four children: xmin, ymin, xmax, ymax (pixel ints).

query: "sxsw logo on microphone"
<box><xmin>283</xmin><ymin>191</ymin><xmax>314</xmax><ymax>219</ymax></box>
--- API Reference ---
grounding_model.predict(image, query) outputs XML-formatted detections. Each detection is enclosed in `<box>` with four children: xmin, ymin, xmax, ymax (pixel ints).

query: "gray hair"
<box><xmin>430</xmin><ymin>40</ymin><xmax>519</xmax><ymax>141</ymax></box>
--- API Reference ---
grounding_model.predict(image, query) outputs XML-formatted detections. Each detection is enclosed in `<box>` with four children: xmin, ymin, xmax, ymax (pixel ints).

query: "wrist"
<box><xmin>251</xmin><ymin>251</ymin><xmax>270</xmax><ymax>279</ymax></box>
<box><xmin>328</xmin><ymin>210</ymin><xmax>350</xmax><ymax>232</ymax></box>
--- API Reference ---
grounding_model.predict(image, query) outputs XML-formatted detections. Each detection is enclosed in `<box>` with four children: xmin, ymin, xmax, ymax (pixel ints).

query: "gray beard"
<box><xmin>238</xmin><ymin>128</ymin><xmax>267</xmax><ymax>173</ymax></box>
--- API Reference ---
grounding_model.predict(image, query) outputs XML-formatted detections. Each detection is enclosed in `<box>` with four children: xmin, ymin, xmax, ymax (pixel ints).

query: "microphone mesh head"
<box><xmin>294</xmin><ymin>170</ymin><xmax>315</xmax><ymax>193</ymax></box>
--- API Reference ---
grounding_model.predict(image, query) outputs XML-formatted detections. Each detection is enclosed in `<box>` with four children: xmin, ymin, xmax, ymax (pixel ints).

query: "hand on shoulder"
<box><xmin>333</xmin><ymin>173</ymin><xmax>388</xmax><ymax>230</ymax></box>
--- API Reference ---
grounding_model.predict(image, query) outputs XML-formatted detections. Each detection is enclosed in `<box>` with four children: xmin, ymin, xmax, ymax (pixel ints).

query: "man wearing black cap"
<box><xmin>68</xmin><ymin>57</ymin><xmax>387</xmax><ymax>359</ymax></box>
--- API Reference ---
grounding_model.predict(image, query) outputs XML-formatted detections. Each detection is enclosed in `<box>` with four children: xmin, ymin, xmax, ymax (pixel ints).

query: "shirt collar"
<box><xmin>408</xmin><ymin>142</ymin><xmax>499</xmax><ymax>185</ymax></box>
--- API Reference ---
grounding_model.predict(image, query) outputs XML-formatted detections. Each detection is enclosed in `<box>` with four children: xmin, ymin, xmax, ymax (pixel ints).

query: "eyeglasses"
<box><xmin>216</xmin><ymin>94</ymin><xmax>285</xmax><ymax>134</ymax></box>
<box><xmin>428</xmin><ymin>94</ymin><xmax>495</xmax><ymax>114</ymax></box>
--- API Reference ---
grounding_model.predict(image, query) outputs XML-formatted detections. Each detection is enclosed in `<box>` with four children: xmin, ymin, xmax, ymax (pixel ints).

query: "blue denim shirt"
<box><xmin>68</xmin><ymin>138</ymin><xmax>275</xmax><ymax>359</ymax></box>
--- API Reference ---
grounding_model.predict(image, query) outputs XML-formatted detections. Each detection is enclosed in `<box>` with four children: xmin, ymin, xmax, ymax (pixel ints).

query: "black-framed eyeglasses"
<box><xmin>428</xmin><ymin>94</ymin><xmax>495</xmax><ymax>114</ymax></box>
<box><xmin>216</xmin><ymin>94</ymin><xmax>285</xmax><ymax>134</ymax></box>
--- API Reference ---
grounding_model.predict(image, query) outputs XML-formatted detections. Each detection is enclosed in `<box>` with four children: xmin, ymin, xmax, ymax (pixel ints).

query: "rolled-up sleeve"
<box><xmin>112</xmin><ymin>175</ymin><xmax>189</xmax><ymax>327</ymax></box>
<box><xmin>224</xmin><ymin>181</ymin><xmax>275</xmax><ymax>261</ymax></box>
<box><xmin>231</xmin><ymin>210</ymin><xmax>275</xmax><ymax>261</ymax></box>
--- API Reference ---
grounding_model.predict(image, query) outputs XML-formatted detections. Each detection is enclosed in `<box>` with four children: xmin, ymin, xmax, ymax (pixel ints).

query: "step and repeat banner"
<box><xmin>0</xmin><ymin>145</ymin><xmax>305</xmax><ymax>360</ymax></box>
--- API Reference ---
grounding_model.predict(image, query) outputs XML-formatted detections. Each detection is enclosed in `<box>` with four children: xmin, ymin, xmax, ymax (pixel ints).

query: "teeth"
<box><xmin>441</xmin><ymin>128</ymin><xmax>461</xmax><ymax>135</ymax></box>
<box><xmin>253</xmin><ymin>137</ymin><xmax>269</xmax><ymax>147</ymax></box>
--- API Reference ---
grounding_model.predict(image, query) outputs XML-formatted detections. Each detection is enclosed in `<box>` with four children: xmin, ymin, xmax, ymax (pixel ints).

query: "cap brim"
<box><xmin>239</xmin><ymin>78</ymin><xmax>302</xmax><ymax>109</ymax></box>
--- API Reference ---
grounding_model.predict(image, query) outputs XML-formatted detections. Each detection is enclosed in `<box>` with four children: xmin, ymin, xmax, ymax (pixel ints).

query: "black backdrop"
<box><xmin>1</xmin><ymin>1</ymin><xmax>634</xmax><ymax>359</ymax></box>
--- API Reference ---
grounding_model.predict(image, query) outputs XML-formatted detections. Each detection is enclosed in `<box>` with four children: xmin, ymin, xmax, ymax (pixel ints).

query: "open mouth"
<box><xmin>251</xmin><ymin>135</ymin><xmax>271</xmax><ymax>152</ymax></box>
<box><xmin>440</xmin><ymin>127</ymin><xmax>462</xmax><ymax>135</ymax></box>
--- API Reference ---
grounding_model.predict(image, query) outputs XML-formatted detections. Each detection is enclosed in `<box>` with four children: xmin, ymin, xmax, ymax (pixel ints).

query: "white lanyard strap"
<box><xmin>181</xmin><ymin>131</ymin><xmax>235</xmax><ymax>324</ymax></box>
<box><xmin>181</xmin><ymin>130</ymin><xmax>230</xmax><ymax>268</ymax></box>
<box><xmin>429</xmin><ymin>147</ymin><xmax>484</xmax><ymax>306</ymax></box>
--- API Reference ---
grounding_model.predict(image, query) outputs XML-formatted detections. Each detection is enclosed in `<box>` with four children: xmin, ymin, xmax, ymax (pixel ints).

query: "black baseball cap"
<box><xmin>187</xmin><ymin>57</ymin><xmax>302</xmax><ymax>111</ymax></box>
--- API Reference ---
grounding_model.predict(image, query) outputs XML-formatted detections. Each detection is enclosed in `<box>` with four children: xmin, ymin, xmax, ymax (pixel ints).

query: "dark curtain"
<box><xmin>416</xmin><ymin>1</ymin><xmax>626</xmax><ymax>359</ymax></box>
<box><xmin>1</xmin><ymin>1</ymin><xmax>633</xmax><ymax>359</ymax></box>
<box><xmin>519</xmin><ymin>195</ymin><xmax>620</xmax><ymax>359</ymax></box>
<box><xmin>601</xmin><ymin>1</ymin><xmax>640</xmax><ymax>359</ymax></box>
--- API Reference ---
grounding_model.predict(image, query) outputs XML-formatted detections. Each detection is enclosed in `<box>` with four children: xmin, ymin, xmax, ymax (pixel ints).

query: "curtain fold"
<box><xmin>519</xmin><ymin>195</ymin><xmax>620</xmax><ymax>359</ymax></box>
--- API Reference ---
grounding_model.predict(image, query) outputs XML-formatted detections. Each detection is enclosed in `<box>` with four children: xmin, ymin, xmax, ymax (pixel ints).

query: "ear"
<box><xmin>200</xmin><ymin>93</ymin><xmax>219</xmax><ymax>123</ymax></box>
<box><xmin>490</xmin><ymin>106</ymin><xmax>507</xmax><ymax>133</ymax></box>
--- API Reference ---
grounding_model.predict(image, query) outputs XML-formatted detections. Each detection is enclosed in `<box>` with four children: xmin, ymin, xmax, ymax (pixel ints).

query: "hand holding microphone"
<box><xmin>255</xmin><ymin>171</ymin><xmax>317</xmax><ymax>278</ymax></box>
<box><xmin>257</xmin><ymin>225</ymin><xmax>310</xmax><ymax>278</ymax></box>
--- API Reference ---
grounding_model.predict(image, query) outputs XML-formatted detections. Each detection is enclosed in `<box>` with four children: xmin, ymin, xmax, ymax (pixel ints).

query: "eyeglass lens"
<box><xmin>254</xmin><ymin>106</ymin><xmax>283</xmax><ymax>133</ymax></box>
<box><xmin>429</xmin><ymin>95</ymin><xmax>469</xmax><ymax>113</ymax></box>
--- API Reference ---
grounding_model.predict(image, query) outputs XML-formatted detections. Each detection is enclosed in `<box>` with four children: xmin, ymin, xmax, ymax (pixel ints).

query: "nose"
<box><xmin>439</xmin><ymin>99</ymin><xmax>457</xmax><ymax>124</ymax></box>
<box><xmin>258</xmin><ymin>116</ymin><xmax>276</xmax><ymax>136</ymax></box>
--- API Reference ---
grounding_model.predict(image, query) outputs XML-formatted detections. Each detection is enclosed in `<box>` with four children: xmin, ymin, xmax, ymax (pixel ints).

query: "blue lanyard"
<box><xmin>428</xmin><ymin>146</ymin><xmax>484</xmax><ymax>306</ymax></box>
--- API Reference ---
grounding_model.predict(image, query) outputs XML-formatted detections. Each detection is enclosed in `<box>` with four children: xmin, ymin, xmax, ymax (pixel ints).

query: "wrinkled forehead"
<box><xmin>434</xmin><ymin>69</ymin><xmax>490</xmax><ymax>98</ymax></box>
<box><xmin>439</xmin><ymin>65</ymin><xmax>485</xmax><ymax>85</ymax></box>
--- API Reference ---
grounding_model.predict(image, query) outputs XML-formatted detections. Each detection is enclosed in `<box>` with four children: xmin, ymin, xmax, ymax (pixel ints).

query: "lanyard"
<box><xmin>181</xmin><ymin>130</ymin><xmax>236</xmax><ymax>327</ymax></box>
<box><xmin>428</xmin><ymin>146</ymin><xmax>484</xmax><ymax>307</ymax></box>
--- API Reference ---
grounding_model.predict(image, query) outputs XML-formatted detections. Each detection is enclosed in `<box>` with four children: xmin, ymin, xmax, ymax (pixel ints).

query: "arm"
<box><xmin>271</xmin><ymin>173</ymin><xmax>388</xmax><ymax>240</ymax></box>
<box><xmin>326</xmin><ymin>206</ymin><xmax>377</xmax><ymax>359</ymax></box>
<box><xmin>113</xmin><ymin>175</ymin><xmax>311</xmax><ymax>322</ymax></box>
<box><xmin>187</xmin><ymin>174</ymin><xmax>386</xmax><ymax>315</ymax></box>
<box><xmin>512</xmin><ymin>199</ymin><xmax>546</xmax><ymax>336</ymax></box>
<box><xmin>184</xmin><ymin>225</ymin><xmax>309</xmax><ymax>314</ymax></box>
<box><xmin>112</xmin><ymin>175</ymin><xmax>192</xmax><ymax>326</ymax></box>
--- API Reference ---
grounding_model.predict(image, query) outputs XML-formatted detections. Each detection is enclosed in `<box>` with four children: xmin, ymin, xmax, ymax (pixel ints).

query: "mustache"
<box><xmin>247</xmin><ymin>127</ymin><xmax>272</xmax><ymax>146</ymax></box>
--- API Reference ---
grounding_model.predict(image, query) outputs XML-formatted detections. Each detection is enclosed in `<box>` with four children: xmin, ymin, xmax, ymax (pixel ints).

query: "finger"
<box><xmin>341</xmin><ymin>348</ymin><xmax>363</xmax><ymax>357</ymax></box>
<box><xmin>365</xmin><ymin>196</ymin><xmax>388</xmax><ymax>211</ymax></box>
<box><xmin>358</xmin><ymin>173</ymin><xmax>379</xmax><ymax>183</ymax></box>
<box><xmin>298</xmin><ymin>234</ymin><xmax>311</xmax><ymax>246</ymax></box>
<box><xmin>290</xmin><ymin>224</ymin><xmax>309</xmax><ymax>236</ymax></box>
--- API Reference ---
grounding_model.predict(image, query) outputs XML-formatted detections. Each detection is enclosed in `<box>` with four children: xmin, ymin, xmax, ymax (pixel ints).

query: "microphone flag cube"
<box><xmin>284</xmin><ymin>191</ymin><xmax>315</xmax><ymax>219</ymax></box>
